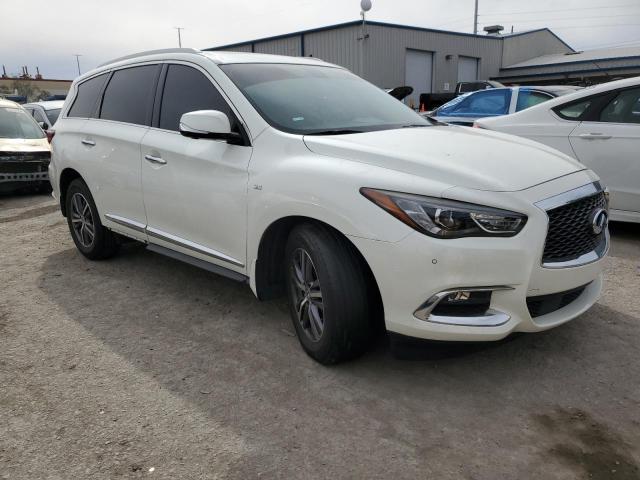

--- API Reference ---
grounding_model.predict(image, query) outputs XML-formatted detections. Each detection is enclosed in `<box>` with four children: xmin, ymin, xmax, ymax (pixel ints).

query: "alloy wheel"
<box><xmin>291</xmin><ymin>248</ymin><xmax>325</xmax><ymax>342</ymax></box>
<box><xmin>70</xmin><ymin>192</ymin><xmax>95</xmax><ymax>248</ymax></box>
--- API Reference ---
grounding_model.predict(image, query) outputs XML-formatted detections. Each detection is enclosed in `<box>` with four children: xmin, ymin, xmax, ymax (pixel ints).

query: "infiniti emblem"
<box><xmin>590</xmin><ymin>208</ymin><xmax>608</xmax><ymax>235</ymax></box>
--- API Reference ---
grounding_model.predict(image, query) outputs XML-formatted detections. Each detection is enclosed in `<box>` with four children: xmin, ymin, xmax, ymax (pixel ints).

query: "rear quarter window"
<box><xmin>68</xmin><ymin>73</ymin><xmax>109</xmax><ymax>118</ymax></box>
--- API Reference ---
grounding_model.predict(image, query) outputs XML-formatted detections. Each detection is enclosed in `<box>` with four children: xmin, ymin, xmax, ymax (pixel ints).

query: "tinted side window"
<box><xmin>68</xmin><ymin>73</ymin><xmax>108</xmax><ymax>118</ymax></box>
<box><xmin>100</xmin><ymin>65</ymin><xmax>158</xmax><ymax>125</ymax></box>
<box><xmin>516</xmin><ymin>90</ymin><xmax>553</xmax><ymax>112</ymax></box>
<box><xmin>159</xmin><ymin>64</ymin><xmax>234</xmax><ymax>131</ymax></box>
<box><xmin>599</xmin><ymin>88</ymin><xmax>640</xmax><ymax>124</ymax></box>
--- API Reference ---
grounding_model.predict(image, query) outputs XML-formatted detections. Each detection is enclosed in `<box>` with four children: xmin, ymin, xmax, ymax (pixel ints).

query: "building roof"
<box><xmin>503</xmin><ymin>45</ymin><xmax>640</xmax><ymax>70</ymax></box>
<box><xmin>205</xmin><ymin>19</ymin><xmax>509</xmax><ymax>51</ymax></box>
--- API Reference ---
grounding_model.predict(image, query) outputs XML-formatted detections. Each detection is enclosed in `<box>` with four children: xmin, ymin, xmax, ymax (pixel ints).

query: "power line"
<box><xmin>481</xmin><ymin>13</ymin><xmax>640</xmax><ymax>24</ymax></box>
<box><xmin>478</xmin><ymin>3</ymin><xmax>640</xmax><ymax>16</ymax></box>
<box><xmin>581</xmin><ymin>38</ymin><xmax>640</xmax><ymax>49</ymax></box>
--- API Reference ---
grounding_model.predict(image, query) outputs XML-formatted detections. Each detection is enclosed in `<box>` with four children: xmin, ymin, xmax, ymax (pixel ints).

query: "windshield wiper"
<box><xmin>305</xmin><ymin>129</ymin><xmax>365</xmax><ymax>136</ymax></box>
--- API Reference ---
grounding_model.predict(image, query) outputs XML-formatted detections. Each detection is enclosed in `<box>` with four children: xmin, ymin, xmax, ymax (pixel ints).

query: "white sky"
<box><xmin>2</xmin><ymin>0</ymin><xmax>640</xmax><ymax>79</ymax></box>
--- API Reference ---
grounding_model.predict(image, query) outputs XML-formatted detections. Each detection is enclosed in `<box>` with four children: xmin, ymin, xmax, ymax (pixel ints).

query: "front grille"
<box><xmin>542</xmin><ymin>192</ymin><xmax>607</xmax><ymax>263</ymax></box>
<box><xmin>527</xmin><ymin>284</ymin><xmax>588</xmax><ymax>318</ymax></box>
<box><xmin>0</xmin><ymin>151</ymin><xmax>50</xmax><ymax>174</ymax></box>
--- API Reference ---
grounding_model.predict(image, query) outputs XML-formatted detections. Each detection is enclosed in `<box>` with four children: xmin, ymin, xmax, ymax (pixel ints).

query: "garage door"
<box><xmin>405</xmin><ymin>49</ymin><xmax>433</xmax><ymax>110</ymax></box>
<box><xmin>458</xmin><ymin>56</ymin><xmax>479</xmax><ymax>83</ymax></box>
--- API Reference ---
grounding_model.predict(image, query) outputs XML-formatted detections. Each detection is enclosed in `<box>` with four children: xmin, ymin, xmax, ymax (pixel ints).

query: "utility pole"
<box><xmin>473</xmin><ymin>0</ymin><xmax>479</xmax><ymax>35</ymax></box>
<box><xmin>73</xmin><ymin>54</ymin><xmax>82</xmax><ymax>76</ymax></box>
<box><xmin>174</xmin><ymin>27</ymin><xmax>184</xmax><ymax>48</ymax></box>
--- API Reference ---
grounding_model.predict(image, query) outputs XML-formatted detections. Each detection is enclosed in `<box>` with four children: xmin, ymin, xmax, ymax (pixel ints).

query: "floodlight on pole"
<box><xmin>358</xmin><ymin>0</ymin><xmax>372</xmax><ymax>78</ymax></box>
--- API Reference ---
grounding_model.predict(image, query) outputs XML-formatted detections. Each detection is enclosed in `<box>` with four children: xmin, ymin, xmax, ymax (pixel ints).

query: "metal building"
<box><xmin>205</xmin><ymin>21</ymin><xmax>575</xmax><ymax>108</ymax></box>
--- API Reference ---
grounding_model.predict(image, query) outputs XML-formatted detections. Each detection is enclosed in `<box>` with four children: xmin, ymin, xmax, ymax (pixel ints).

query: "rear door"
<box><xmin>82</xmin><ymin>64</ymin><xmax>161</xmax><ymax>239</ymax></box>
<box><xmin>140</xmin><ymin>63</ymin><xmax>252</xmax><ymax>272</ymax></box>
<box><xmin>569</xmin><ymin>87</ymin><xmax>640</xmax><ymax>215</ymax></box>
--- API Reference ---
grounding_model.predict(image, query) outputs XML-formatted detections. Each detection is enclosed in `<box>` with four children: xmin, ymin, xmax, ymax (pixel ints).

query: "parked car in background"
<box><xmin>418</xmin><ymin>80</ymin><xmax>505</xmax><ymax>111</ymax></box>
<box><xmin>428</xmin><ymin>86</ymin><xmax>582</xmax><ymax>126</ymax></box>
<box><xmin>476</xmin><ymin>77</ymin><xmax>640</xmax><ymax>223</ymax></box>
<box><xmin>23</xmin><ymin>100</ymin><xmax>64</xmax><ymax>130</ymax></box>
<box><xmin>0</xmin><ymin>99</ymin><xmax>51</xmax><ymax>193</ymax></box>
<box><xmin>51</xmin><ymin>49</ymin><xmax>608</xmax><ymax>364</ymax></box>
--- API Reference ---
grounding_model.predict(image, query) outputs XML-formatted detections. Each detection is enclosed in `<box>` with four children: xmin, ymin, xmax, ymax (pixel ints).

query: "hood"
<box><xmin>303</xmin><ymin>126</ymin><xmax>584</xmax><ymax>192</ymax></box>
<box><xmin>0</xmin><ymin>137</ymin><xmax>50</xmax><ymax>153</ymax></box>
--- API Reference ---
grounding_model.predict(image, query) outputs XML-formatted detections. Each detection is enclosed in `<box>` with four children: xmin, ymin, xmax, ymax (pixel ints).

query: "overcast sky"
<box><xmin>2</xmin><ymin>0</ymin><xmax>639</xmax><ymax>79</ymax></box>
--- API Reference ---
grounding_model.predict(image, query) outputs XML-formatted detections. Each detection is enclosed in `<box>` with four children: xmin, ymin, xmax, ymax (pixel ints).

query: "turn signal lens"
<box><xmin>360</xmin><ymin>188</ymin><xmax>527</xmax><ymax>239</ymax></box>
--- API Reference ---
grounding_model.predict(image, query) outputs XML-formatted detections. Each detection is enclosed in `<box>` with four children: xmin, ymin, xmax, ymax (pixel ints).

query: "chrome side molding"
<box><xmin>414</xmin><ymin>286</ymin><xmax>514</xmax><ymax>327</ymax></box>
<box><xmin>104</xmin><ymin>214</ymin><xmax>244</xmax><ymax>267</ymax></box>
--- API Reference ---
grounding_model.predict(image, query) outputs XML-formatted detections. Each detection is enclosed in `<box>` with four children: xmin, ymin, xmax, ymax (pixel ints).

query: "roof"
<box><xmin>205</xmin><ymin>19</ymin><xmax>508</xmax><ymax>51</ymax></box>
<box><xmin>202</xmin><ymin>51</ymin><xmax>338</xmax><ymax>67</ymax></box>
<box><xmin>0</xmin><ymin>98</ymin><xmax>21</xmax><ymax>108</ymax></box>
<box><xmin>23</xmin><ymin>100</ymin><xmax>65</xmax><ymax>110</ymax></box>
<box><xmin>503</xmin><ymin>45</ymin><xmax>640</xmax><ymax>70</ymax></box>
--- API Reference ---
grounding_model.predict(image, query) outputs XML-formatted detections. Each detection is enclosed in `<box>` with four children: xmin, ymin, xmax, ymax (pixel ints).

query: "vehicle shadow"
<box><xmin>37</xmin><ymin>245</ymin><xmax>640</xmax><ymax>478</ymax></box>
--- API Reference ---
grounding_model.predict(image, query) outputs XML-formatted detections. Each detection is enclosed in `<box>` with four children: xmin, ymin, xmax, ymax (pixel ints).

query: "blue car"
<box><xmin>428</xmin><ymin>86</ymin><xmax>581</xmax><ymax>126</ymax></box>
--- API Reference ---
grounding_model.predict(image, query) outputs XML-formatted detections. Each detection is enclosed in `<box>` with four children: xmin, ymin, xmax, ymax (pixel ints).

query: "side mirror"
<box><xmin>179</xmin><ymin>110</ymin><xmax>243</xmax><ymax>144</ymax></box>
<box><xmin>38</xmin><ymin>121</ymin><xmax>49</xmax><ymax>130</ymax></box>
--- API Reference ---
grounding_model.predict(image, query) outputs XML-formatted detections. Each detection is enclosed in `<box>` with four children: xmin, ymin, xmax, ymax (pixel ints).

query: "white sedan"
<box><xmin>476</xmin><ymin>77</ymin><xmax>640</xmax><ymax>223</ymax></box>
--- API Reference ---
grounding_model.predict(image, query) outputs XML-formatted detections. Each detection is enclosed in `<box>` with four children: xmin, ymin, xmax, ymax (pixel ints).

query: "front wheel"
<box><xmin>285</xmin><ymin>223</ymin><xmax>372</xmax><ymax>364</ymax></box>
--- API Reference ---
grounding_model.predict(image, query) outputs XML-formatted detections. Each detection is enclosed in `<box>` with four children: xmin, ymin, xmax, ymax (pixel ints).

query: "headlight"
<box><xmin>360</xmin><ymin>188</ymin><xmax>527</xmax><ymax>239</ymax></box>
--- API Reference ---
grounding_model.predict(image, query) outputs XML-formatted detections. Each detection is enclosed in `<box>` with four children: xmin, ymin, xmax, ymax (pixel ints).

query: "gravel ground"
<box><xmin>1</xmin><ymin>193</ymin><xmax>639</xmax><ymax>480</ymax></box>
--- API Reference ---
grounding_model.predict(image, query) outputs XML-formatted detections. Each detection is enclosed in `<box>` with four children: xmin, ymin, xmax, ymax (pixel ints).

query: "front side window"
<box><xmin>68</xmin><ymin>73</ymin><xmax>109</xmax><ymax>118</ymax></box>
<box><xmin>599</xmin><ymin>88</ymin><xmax>640</xmax><ymax>124</ymax></box>
<box><xmin>220</xmin><ymin>63</ymin><xmax>429</xmax><ymax>134</ymax></box>
<box><xmin>159</xmin><ymin>64</ymin><xmax>235</xmax><ymax>132</ymax></box>
<box><xmin>516</xmin><ymin>90</ymin><xmax>553</xmax><ymax>112</ymax></box>
<box><xmin>438</xmin><ymin>89</ymin><xmax>512</xmax><ymax>117</ymax></box>
<box><xmin>100</xmin><ymin>65</ymin><xmax>158</xmax><ymax>125</ymax></box>
<box><xmin>0</xmin><ymin>106</ymin><xmax>45</xmax><ymax>139</ymax></box>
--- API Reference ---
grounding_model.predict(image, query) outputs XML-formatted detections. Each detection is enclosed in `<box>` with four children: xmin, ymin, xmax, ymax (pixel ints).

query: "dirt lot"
<box><xmin>1</xmin><ymin>193</ymin><xmax>639</xmax><ymax>480</ymax></box>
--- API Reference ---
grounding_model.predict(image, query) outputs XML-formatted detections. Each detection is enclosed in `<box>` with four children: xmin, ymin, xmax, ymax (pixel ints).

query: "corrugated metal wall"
<box><xmin>502</xmin><ymin>31</ymin><xmax>573</xmax><ymax>67</ymax></box>
<box><xmin>208</xmin><ymin>24</ymin><xmax>579</xmax><ymax>92</ymax></box>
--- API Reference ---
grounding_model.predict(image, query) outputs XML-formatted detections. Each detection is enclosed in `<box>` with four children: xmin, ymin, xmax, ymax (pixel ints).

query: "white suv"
<box><xmin>50</xmin><ymin>48</ymin><xmax>609</xmax><ymax>364</ymax></box>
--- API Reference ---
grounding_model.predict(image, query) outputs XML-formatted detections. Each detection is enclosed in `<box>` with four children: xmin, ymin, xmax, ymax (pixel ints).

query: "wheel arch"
<box><xmin>254</xmin><ymin>216</ymin><xmax>383</xmax><ymax>320</ymax></box>
<box><xmin>58</xmin><ymin>167</ymin><xmax>84</xmax><ymax>217</ymax></box>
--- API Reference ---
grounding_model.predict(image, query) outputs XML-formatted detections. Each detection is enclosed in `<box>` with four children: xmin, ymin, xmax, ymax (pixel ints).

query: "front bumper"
<box><xmin>349</xmin><ymin>174</ymin><xmax>606</xmax><ymax>342</ymax></box>
<box><xmin>0</xmin><ymin>153</ymin><xmax>51</xmax><ymax>189</ymax></box>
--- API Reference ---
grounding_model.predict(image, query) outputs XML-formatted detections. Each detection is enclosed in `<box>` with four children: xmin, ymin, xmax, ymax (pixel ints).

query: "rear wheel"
<box><xmin>65</xmin><ymin>178</ymin><xmax>119</xmax><ymax>260</ymax></box>
<box><xmin>285</xmin><ymin>223</ymin><xmax>372</xmax><ymax>364</ymax></box>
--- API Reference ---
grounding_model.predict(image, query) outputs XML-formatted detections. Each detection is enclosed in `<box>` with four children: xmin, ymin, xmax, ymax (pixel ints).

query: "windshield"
<box><xmin>220</xmin><ymin>63</ymin><xmax>429</xmax><ymax>134</ymax></box>
<box><xmin>45</xmin><ymin>108</ymin><xmax>62</xmax><ymax>125</ymax></box>
<box><xmin>0</xmin><ymin>106</ymin><xmax>45</xmax><ymax>139</ymax></box>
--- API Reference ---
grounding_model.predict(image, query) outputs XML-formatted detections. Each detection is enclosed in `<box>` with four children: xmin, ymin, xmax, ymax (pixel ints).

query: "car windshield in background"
<box><xmin>220</xmin><ymin>63</ymin><xmax>429</xmax><ymax>135</ymax></box>
<box><xmin>45</xmin><ymin>108</ymin><xmax>62</xmax><ymax>125</ymax></box>
<box><xmin>0</xmin><ymin>106</ymin><xmax>45</xmax><ymax>139</ymax></box>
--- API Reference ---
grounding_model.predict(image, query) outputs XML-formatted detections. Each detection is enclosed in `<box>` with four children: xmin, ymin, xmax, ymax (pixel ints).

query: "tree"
<box><xmin>9</xmin><ymin>79</ymin><xmax>49</xmax><ymax>101</ymax></box>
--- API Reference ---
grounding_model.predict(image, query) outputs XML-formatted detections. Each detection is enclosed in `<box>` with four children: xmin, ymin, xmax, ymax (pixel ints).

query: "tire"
<box><xmin>285</xmin><ymin>223</ymin><xmax>372</xmax><ymax>364</ymax></box>
<box><xmin>65</xmin><ymin>178</ymin><xmax>119</xmax><ymax>260</ymax></box>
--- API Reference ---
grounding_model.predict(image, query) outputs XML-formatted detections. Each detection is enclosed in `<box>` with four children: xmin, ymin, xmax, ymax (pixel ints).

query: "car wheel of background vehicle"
<box><xmin>285</xmin><ymin>223</ymin><xmax>372</xmax><ymax>364</ymax></box>
<box><xmin>65</xmin><ymin>178</ymin><xmax>119</xmax><ymax>260</ymax></box>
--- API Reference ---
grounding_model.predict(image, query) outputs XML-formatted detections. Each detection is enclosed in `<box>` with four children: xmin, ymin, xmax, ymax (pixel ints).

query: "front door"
<box><xmin>569</xmin><ymin>87</ymin><xmax>640</xmax><ymax>215</ymax></box>
<box><xmin>141</xmin><ymin>63</ymin><xmax>252</xmax><ymax>272</ymax></box>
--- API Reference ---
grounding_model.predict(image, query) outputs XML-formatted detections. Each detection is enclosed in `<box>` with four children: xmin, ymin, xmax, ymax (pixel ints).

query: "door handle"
<box><xmin>579</xmin><ymin>133</ymin><xmax>612</xmax><ymax>140</ymax></box>
<box><xmin>144</xmin><ymin>154</ymin><xmax>167</xmax><ymax>165</ymax></box>
<box><xmin>81</xmin><ymin>139</ymin><xmax>96</xmax><ymax>146</ymax></box>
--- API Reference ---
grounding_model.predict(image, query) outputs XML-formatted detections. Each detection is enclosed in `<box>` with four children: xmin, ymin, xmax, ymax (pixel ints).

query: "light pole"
<box><xmin>473</xmin><ymin>0</ymin><xmax>479</xmax><ymax>35</ymax></box>
<box><xmin>358</xmin><ymin>0</ymin><xmax>372</xmax><ymax>78</ymax></box>
<box><xmin>174</xmin><ymin>27</ymin><xmax>184</xmax><ymax>47</ymax></box>
<box><xmin>73</xmin><ymin>54</ymin><xmax>82</xmax><ymax>76</ymax></box>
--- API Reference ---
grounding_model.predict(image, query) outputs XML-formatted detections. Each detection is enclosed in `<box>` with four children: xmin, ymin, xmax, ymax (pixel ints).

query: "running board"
<box><xmin>146</xmin><ymin>243</ymin><xmax>248</xmax><ymax>283</ymax></box>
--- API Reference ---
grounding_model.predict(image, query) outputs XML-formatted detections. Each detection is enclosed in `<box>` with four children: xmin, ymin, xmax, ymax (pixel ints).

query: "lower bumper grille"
<box><xmin>526</xmin><ymin>284</ymin><xmax>589</xmax><ymax>318</ymax></box>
